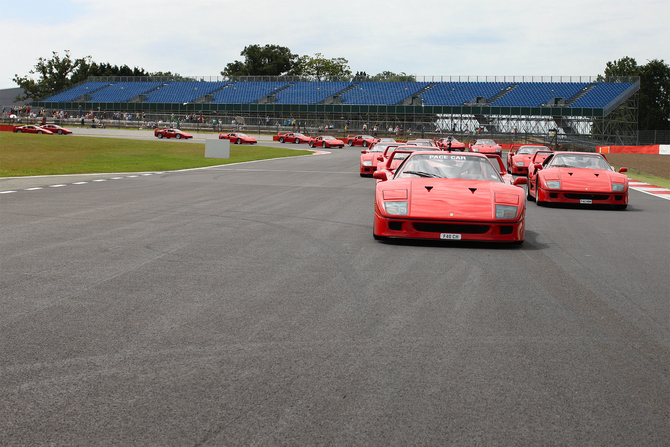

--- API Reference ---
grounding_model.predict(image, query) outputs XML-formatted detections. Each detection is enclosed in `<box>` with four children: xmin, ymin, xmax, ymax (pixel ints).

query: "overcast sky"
<box><xmin>2</xmin><ymin>0</ymin><xmax>668</xmax><ymax>90</ymax></box>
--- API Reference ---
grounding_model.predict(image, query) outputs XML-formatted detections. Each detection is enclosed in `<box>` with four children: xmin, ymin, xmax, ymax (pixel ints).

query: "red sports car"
<box><xmin>13</xmin><ymin>125</ymin><xmax>53</xmax><ymax>135</ymax></box>
<box><xmin>527</xmin><ymin>151</ymin><xmax>628</xmax><ymax>209</ymax></box>
<box><xmin>470</xmin><ymin>139</ymin><xmax>502</xmax><ymax>155</ymax></box>
<box><xmin>219</xmin><ymin>132</ymin><xmax>257</xmax><ymax>144</ymax></box>
<box><xmin>308</xmin><ymin>136</ymin><xmax>345</xmax><ymax>148</ymax></box>
<box><xmin>436</xmin><ymin>136</ymin><xmax>466</xmax><ymax>151</ymax></box>
<box><xmin>274</xmin><ymin>132</ymin><xmax>311</xmax><ymax>144</ymax></box>
<box><xmin>526</xmin><ymin>150</ymin><xmax>556</xmax><ymax>180</ymax></box>
<box><xmin>343</xmin><ymin>135</ymin><xmax>378</xmax><ymax>147</ymax></box>
<box><xmin>155</xmin><ymin>128</ymin><xmax>193</xmax><ymax>139</ymax></box>
<box><xmin>40</xmin><ymin>124</ymin><xmax>73</xmax><ymax>135</ymax></box>
<box><xmin>372</xmin><ymin>151</ymin><xmax>527</xmax><ymax>243</ymax></box>
<box><xmin>360</xmin><ymin>143</ymin><xmax>400</xmax><ymax>177</ymax></box>
<box><xmin>375</xmin><ymin>145</ymin><xmax>444</xmax><ymax>176</ymax></box>
<box><xmin>507</xmin><ymin>145</ymin><xmax>552</xmax><ymax>175</ymax></box>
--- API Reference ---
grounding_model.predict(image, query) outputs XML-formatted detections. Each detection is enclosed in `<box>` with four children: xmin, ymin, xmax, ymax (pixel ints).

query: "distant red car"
<box><xmin>155</xmin><ymin>128</ymin><xmax>193</xmax><ymax>139</ymax></box>
<box><xmin>219</xmin><ymin>132</ymin><xmax>257</xmax><ymax>144</ymax></box>
<box><xmin>470</xmin><ymin>139</ymin><xmax>502</xmax><ymax>155</ymax></box>
<box><xmin>343</xmin><ymin>135</ymin><xmax>378</xmax><ymax>147</ymax></box>
<box><xmin>308</xmin><ymin>135</ymin><xmax>344</xmax><ymax>148</ymax></box>
<box><xmin>527</xmin><ymin>151</ymin><xmax>628</xmax><ymax>209</ymax></box>
<box><xmin>40</xmin><ymin>124</ymin><xmax>72</xmax><ymax>135</ymax></box>
<box><xmin>436</xmin><ymin>136</ymin><xmax>466</xmax><ymax>151</ymax></box>
<box><xmin>273</xmin><ymin>132</ymin><xmax>311</xmax><ymax>144</ymax></box>
<box><xmin>372</xmin><ymin>151</ymin><xmax>528</xmax><ymax>243</ymax></box>
<box><xmin>360</xmin><ymin>143</ymin><xmax>399</xmax><ymax>177</ymax></box>
<box><xmin>13</xmin><ymin>125</ymin><xmax>53</xmax><ymax>135</ymax></box>
<box><xmin>507</xmin><ymin>145</ymin><xmax>552</xmax><ymax>175</ymax></box>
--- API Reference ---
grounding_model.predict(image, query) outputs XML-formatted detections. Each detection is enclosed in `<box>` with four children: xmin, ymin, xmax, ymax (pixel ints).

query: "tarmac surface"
<box><xmin>1</xmin><ymin>130</ymin><xmax>669</xmax><ymax>445</ymax></box>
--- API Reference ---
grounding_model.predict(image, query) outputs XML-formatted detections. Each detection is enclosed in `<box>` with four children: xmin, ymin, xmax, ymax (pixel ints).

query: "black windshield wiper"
<box><xmin>403</xmin><ymin>170</ymin><xmax>442</xmax><ymax>178</ymax></box>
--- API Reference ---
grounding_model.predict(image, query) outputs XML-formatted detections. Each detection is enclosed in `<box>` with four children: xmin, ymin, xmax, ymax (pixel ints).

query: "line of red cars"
<box><xmin>13</xmin><ymin>124</ymin><xmax>73</xmax><ymax>135</ymax></box>
<box><xmin>366</xmin><ymin>138</ymin><xmax>629</xmax><ymax>244</ymax></box>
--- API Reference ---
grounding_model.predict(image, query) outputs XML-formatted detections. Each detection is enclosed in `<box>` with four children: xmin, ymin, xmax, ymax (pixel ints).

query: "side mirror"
<box><xmin>513</xmin><ymin>177</ymin><xmax>528</xmax><ymax>187</ymax></box>
<box><xmin>373</xmin><ymin>170</ymin><xmax>389</xmax><ymax>181</ymax></box>
<box><xmin>533</xmin><ymin>163</ymin><xmax>542</xmax><ymax>171</ymax></box>
<box><xmin>377</xmin><ymin>156</ymin><xmax>384</xmax><ymax>162</ymax></box>
<box><xmin>619</xmin><ymin>167</ymin><xmax>628</xmax><ymax>173</ymax></box>
<box><xmin>361</xmin><ymin>150</ymin><xmax>366</xmax><ymax>154</ymax></box>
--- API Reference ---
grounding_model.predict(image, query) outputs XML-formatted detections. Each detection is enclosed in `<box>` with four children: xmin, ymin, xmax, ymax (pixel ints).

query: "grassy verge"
<box><xmin>613</xmin><ymin>168</ymin><xmax>670</xmax><ymax>189</ymax></box>
<box><xmin>0</xmin><ymin>133</ymin><xmax>311</xmax><ymax>177</ymax></box>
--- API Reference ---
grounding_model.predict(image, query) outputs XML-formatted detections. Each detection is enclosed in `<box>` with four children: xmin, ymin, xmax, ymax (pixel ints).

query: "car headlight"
<box><xmin>545</xmin><ymin>180</ymin><xmax>561</xmax><ymax>189</ymax></box>
<box><xmin>471</xmin><ymin>148</ymin><xmax>479</xmax><ymax>152</ymax></box>
<box><xmin>384</xmin><ymin>201</ymin><xmax>408</xmax><ymax>215</ymax></box>
<box><xmin>612</xmin><ymin>183</ymin><xmax>625</xmax><ymax>192</ymax></box>
<box><xmin>515</xmin><ymin>161</ymin><xmax>525</xmax><ymax>167</ymax></box>
<box><xmin>363</xmin><ymin>160</ymin><xmax>372</xmax><ymax>166</ymax></box>
<box><xmin>495</xmin><ymin>148</ymin><xmax>502</xmax><ymax>153</ymax></box>
<box><xmin>495</xmin><ymin>205</ymin><xmax>518</xmax><ymax>219</ymax></box>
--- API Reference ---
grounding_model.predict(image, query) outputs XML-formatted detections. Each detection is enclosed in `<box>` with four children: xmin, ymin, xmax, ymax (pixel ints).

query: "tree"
<box><xmin>221</xmin><ymin>44</ymin><xmax>299</xmax><ymax>77</ymax></box>
<box><xmin>371</xmin><ymin>71</ymin><xmax>415</xmax><ymax>82</ymax></box>
<box><xmin>293</xmin><ymin>53</ymin><xmax>352</xmax><ymax>80</ymax></box>
<box><xmin>601</xmin><ymin>57</ymin><xmax>670</xmax><ymax>130</ymax></box>
<box><xmin>13</xmin><ymin>50</ymin><xmax>91</xmax><ymax>101</ymax></box>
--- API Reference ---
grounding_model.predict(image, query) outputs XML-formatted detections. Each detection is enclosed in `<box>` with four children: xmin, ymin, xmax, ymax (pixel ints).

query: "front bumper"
<box><xmin>537</xmin><ymin>187</ymin><xmax>628</xmax><ymax>205</ymax></box>
<box><xmin>374</xmin><ymin>212</ymin><xmax>525</xmax><ymax>242</ymax></box>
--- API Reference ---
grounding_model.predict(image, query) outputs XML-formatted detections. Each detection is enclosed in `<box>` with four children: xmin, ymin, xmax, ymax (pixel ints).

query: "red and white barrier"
<box><xmin>597</xmin><ymin>145</ymin><xmax>669</xmax><ymax>155</ymax></box>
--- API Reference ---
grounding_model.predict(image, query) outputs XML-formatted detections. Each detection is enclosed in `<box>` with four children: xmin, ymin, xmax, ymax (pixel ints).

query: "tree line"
<box><xmin>12</xmin><ymin>47</ymin><xmax>669</xmax><ymax>131</ymax></box>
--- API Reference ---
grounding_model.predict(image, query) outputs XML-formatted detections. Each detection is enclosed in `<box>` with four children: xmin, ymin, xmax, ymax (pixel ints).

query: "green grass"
<box><xmin>614</xmin><ymin>168</ymin><xmax>670</xmax><ymax>189</ymax></box>
<box><xmin>0</xmin><ymin>133</ymin><xmax>311</xmax><ymax>177</ymax></box>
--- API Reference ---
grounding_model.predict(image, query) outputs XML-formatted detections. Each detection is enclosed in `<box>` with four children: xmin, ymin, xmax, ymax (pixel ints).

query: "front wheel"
<box><xmin>58</xmin><ymin>130</ymin><xmax>63</xmax><ymax>135</ymax></box>
<box><xmin>363</xmin><ymin>141</ymin><xmax>368</xmax><ymax>147</ymax></box>
<box><xmin>37</xmin><ymin>130</ymin><xmax>43</xmax><ymax>134</ymax></box>
<box><xmin>295</xmin><ymin>138</ymin><xmax>300</xmax><ymax>144</ymax></box>
<box><xmin>176</xmin><ymin>134</ymin><xmax>181</xmax><ymax>139</ymax></box>
<box><xmin>526</xmin><ymin>183</ymin><xmax>535</xmax><ymax>201</ymax></box>
<box><xmin>237</xmin><ymin>138</ymin><xmax>242</xmax><ymax>144</ymax></box>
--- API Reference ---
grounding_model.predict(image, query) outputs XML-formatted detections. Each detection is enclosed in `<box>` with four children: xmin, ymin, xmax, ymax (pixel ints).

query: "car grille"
<box><xmin>413</xmin><ymin>223</ymin><xmax>490</xmax><ymax>234</ymax></box>
<box><xmin>564</xmin><ymin>194</ymin><xmax>609</xmax><ymax>200</ymax></box>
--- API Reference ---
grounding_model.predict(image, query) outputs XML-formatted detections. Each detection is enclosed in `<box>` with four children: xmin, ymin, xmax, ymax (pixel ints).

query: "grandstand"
<box><xmin>35</xmin><ymin>75</ymin><xmax>640</xmax><ymax>147</ymax></box>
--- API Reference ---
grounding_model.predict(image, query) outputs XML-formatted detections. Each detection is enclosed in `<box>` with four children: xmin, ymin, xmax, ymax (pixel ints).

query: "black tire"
<box><xmin>279</xmin><ymin>137</ymin><xmax>285</xmax><ymax>143</ymax></box>
<box><xmin>295</xmin><ymin>138</ymin><xmax>300</xmax><ymax>144</ymax></box>
<box><xmin>310</xmin><ymin>141</ymin><xmax>314</xmax><ymax>148</ymax></box>
<box><xmin>157</xmin><ymin>133</ymin><xmax>163</xmax><ymax>139</ymax></box>
<box><xmin>349</xmin><ymin>141</ymin><xmax>354</xmax><ymax>147</ymax></box>
<box><xmin>237</xmin><ymin>138</ymin><xmax>242</xmax><ymax>144</ymax></box>
<box><xmin>16</xmin><ymin>129</ymin><xmax>21</xmax><ymax>133</ymax></box>
<box><xmin>363</xmin><ymin>141</ymin><xmax>368</xmax><ymax>147</ymax></box>
<box><xmin>176</xmin><ymin>134</ymin><xmax>181</xmax><ymax>139</ymax></box>
<box><xmin>37</xmin><ymin>130</ymin><xmax>43</xmax><ymax>134</ymax></box>
<box><xmin>57</xmin><ymin>129</ymin><xmax>63</xmax><ymax>135</ymax></box>
<box><xmin>526</xmin><ymin>183</ymin><xmax>535</xmax><ymax>201</ymax></box>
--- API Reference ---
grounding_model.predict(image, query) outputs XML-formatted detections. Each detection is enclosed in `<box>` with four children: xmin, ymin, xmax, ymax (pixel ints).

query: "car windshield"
<box><xmin>550</xmin><ymin>154</ymin><xmax>611</xmax><ymax>170</ymax></box>
<box><xmin>517</xmin><ymin>146</ymin><xmax>547</xmax><ymax>155</ymax></box>
<box><xmin>323</xmin><ymin>136</ymin><xmax>336</xmax><ymax>140</ymax></box>
<box><xmin>475</xmin><ymin>140</ymin><xmax>497</xmax><ymax>146</ymax></box>
<box><xmin>396</xmin><ymin>154</ymin><xmax>502</xmax><ymax>181</ymax></box>
<box><xmin>294</xmin><ymin>133</ymin><xmax>305</xmax><ymax>137</ymax></box>
<box><xmin>371</xmin><ymin>144</ymin><xmax>391</xmax><ymax>152</ymax></box>
<box><xmin>236</xmin><ymin>133</ymin><xmax>248</xmax><ymax>137</ymax></box>
<box><xmin>361</xmin><ymin>135</ymin><xmax>374</xmax><ymax>139</ymax></box>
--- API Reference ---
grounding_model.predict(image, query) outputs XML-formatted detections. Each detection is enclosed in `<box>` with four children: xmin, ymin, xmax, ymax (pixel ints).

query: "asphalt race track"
<box><xmin>1</xmin><ymin>132</ymin><xmax>669</xmax><ymax>445</ymax></box>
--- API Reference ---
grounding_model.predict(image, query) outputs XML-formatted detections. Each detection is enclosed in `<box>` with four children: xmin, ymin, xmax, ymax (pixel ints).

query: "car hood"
<box><xmin>546</xmin><ymin>168</ymin><xmax>627</xmax><ymax>191</ymax></box>
<box><xmin>379</xmin><ymin>178</ymin><xmax>522</xmax><ymax>221</ymax></box>
<box><xmin>512</xmin><ymin>154</ymin><xmax>534</xmax><ymax>165</ymax></box>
